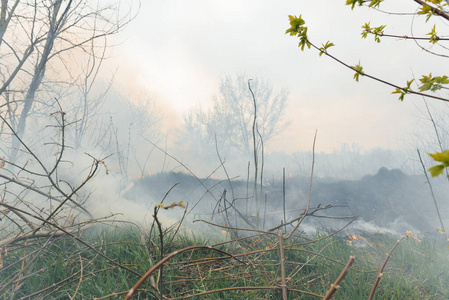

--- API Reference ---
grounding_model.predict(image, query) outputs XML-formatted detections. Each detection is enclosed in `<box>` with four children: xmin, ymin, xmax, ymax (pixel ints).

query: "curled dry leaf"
<box><xmin>156</xmin><ymin>201</ymin><xmax>185</xmax><ymax>210</ymax></box>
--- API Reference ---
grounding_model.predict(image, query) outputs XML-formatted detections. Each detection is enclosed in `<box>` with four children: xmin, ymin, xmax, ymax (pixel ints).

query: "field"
<box><xmin>1</xmin><ymin>219</ymin><xmax>448</xmax><ymax>299</ymax></box>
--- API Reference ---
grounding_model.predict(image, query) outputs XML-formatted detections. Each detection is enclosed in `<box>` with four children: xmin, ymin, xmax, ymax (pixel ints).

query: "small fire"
<box><xmin>346</xmin><ymin>233</ymin><xmax>357</xmax><ymax>240</ymax></box>
<box><xmin>289</xmin><ymin>173</ymin><xmax>293</xmax><ymax>178</ymax></box>
<box><xmin>346</xmin><ymin>233</ymin><xmax>376</xmax><ymax>247</ymax></box>
<box><xmin>221</xmin><ymin>230</ymin><xmax>227</xmax><ymax>235</ymax></box>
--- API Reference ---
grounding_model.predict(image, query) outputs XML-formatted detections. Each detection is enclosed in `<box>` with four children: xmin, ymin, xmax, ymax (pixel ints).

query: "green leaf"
<box><xmin>319</xmin><ymin>41</ymin><xmax>335</xmax><ymax>56</ymax></box>
<box><xmin>419</xmin><ymin>73</ymin><xmax>449</xmax><ymax>91</ymax></box>
<box><xmin>346</xmin><ymin>0</ymin><xmax>383</xmax><ymax>9</ymax></box>
<box><xmin>429</xmin><ymin>150</ymin><xmax>449</xmax><ymax>163</ymax></box>
<box><xmin>392</xmin><ymin>88</ymin><xmax>406</xmax><ymax>101</ymax></box>
<box><xmin>285</xmin><ymin>15</ymin><xmax>306</xmax><ymax>36</ymax></box>
<box><xmin>428</xmin><ymin>164</ymin><xmax>445</xmax><ymax>177</ymax></box>
<box><xmin>392</xmin><ymin>79</ymin><xmax>414</xmax><ymax>101</ymax></box>
<box><xmin>427</xmin><ymin>24</ymin><xmax>439</xmax><ymax>44</ymax></box>
<box><xmin>418</xmin><ymin>5</ymin><xmax>435</xmax><ymax>22</ymax></box>
<box><xmin>298</xmin><ymin>28</ymin><xmax>311</xmax><ymax>51</ymax></box>
<box><xmin>286</xmin><ymin>15</ymin><xmax>310</xmax><ymax>51</ymax></box>
<box><xmin>368</xmin><ymin>0</ymin><xmax>383</xmax><ymax>8</ymax></box>
<box><xmin>440</xmin><ymin>75</ymin><xmax>449</xmax><ymax>84</ymax></box>
<box><xmin>352</xmin><ymin>63</ymin><xmax>364</xmax><ymax>82</ymax></box>
<box><xmin>428</xmin><ymin>150</ymin><xmax>449</xmax><ymax>177</ymax></box>
<box><xmin>346</xmin><ymin>0</ymin><xmax>365</xmax><ymax>9</ymax></box>
<box><xmin>372</xmin><ymin>25</ymin><xmax>386</xmax><ymax>43</ymax></box>
<box><xmin>361</xmin><ymin>22</ymin><xmax>386</xmax><ymax>43</ymax></box>
<box><xmin>361</xmin><ymin>22</ymin><xmax>371</xmax><ymax>39</ymax></box>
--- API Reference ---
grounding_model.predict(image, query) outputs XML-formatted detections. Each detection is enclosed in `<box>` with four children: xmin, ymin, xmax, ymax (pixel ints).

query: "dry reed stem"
<box><xmin>70</xmin><ymin>255</ymin><xmax>83</xmax><ymax>299</ymax></box>
<box><xmin>323</xmin><ymin>255</ymin><xmax>355</xmax><ymax>300</ymax></box>
<box><xmin>368</xmin><ymin>236</ymin><xmax>406</xmax><ymax>300</ymax></box>
<box><xmin>165</xmin><ymin>202</ymin><xmax>189</xmax><ymax>250</ymax></box>
<box><xmin>277</xmin><ymin>229</ymin><xmax>288</xmax><ymax>300</ymax></box>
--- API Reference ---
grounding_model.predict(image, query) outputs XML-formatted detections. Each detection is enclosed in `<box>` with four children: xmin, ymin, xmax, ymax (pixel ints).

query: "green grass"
<box><xmin>1</xmin><ymin>225</ymin><xmax>448</xmax><ymax>299</ymax></box>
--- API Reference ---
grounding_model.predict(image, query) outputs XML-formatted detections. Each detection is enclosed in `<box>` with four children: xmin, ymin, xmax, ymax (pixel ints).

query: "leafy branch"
<box><xmin>286</xmin><ymin>5</ymin><xmax>449</xmax><ymax>178</ymax></box>
<box><xmin>361</xmin><ymin>22</ymin><xmax>386</xmax><ymax>43</ymax></box>
<box><xmin>285</xmin><ymin>15</ymin><xmax>449</xmax><ymax>103</ymax></box>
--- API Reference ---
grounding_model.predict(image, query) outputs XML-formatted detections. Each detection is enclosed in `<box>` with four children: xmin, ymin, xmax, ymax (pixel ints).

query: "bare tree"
<box><xmin>103</xmin><ymin>92</ymin><xmax>162</xmax><ymax>181</ymax></box>
<box><xmin>0</xmin><ymin>0</ymin><xmax>136</xmax><ymax>162</ymax></box>
<box><xmin>181</xmin><ymin>74</ymin><xmax>289</xmax><ymax>157</ymax></box>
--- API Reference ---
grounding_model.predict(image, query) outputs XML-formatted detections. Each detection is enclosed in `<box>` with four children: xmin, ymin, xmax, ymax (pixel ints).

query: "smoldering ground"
<box><xmin>122</xmin><ymin>167</ymin><xmax>449</xmax><ymax>238</ymax></box>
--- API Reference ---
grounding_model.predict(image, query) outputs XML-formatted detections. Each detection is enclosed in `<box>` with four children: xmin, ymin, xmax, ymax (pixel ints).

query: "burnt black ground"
<box><xmin>125</xmin><ymin>168</ymin><xmax>449</xmax><ymax>236</ymax></box>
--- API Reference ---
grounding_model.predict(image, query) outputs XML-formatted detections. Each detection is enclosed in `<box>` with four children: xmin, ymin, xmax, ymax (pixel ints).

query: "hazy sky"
<box><xmin>109</xmin><ymin>0</ymin><xmax>449</xmax><ymax>153</ymax></box>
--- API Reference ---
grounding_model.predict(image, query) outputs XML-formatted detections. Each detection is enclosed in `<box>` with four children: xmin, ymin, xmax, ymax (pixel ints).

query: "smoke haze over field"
<box><xmin>2</xmin><ymin>0</ymin><xmax>449</xmax><ymax>242</ymax></box>
<box><xmin>72</xmin><ymin>1</ymin><xmax>449</xmax><ymax>235</ymax></box>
